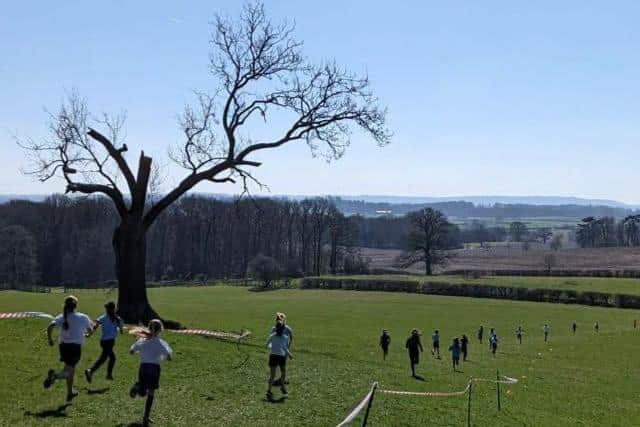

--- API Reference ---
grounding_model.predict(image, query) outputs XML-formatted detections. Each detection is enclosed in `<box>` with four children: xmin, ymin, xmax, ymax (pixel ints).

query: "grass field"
<box><xmin>1</xmin><ymin>286</ymin><xmax>639</xmax><ymax>426</ymax></box>
<box><xmin>316</xmin><ymin>274</ymin><xmax>640</xmax><ymax>296</ymax></box>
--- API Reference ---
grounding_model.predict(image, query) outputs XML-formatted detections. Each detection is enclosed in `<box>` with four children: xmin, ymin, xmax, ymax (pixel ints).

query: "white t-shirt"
<box><xmin>130</xmin><ymin>337</ymin><xmax>173</xmax><ymax>365</ymax></box>
<box><xmin>53</xmin><ymin>312</ymin><xmax>93</xmax><ymax>345</ymax></box>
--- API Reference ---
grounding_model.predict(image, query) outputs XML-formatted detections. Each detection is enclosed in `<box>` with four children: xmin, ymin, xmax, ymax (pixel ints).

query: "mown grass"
<box><xmin>316</xmin><ymin>274</ymin><xmax>640</xmax><ymax>296</ymax></box>
<box><xmin>1</xmin><ymin>286</ymin><xmax>639</xmax><ymax>426</ymax></box>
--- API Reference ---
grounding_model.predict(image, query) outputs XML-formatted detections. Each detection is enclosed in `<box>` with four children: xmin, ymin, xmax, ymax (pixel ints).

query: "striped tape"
<box><xmin>0</xmin><ymin>312</ymin><xmax>54</xmax><ymax>320</ymax></box>
<box><xmin>336</xmin><ymin>382</ymin><xmax>378</xmax><ymax>427</ymax></box>
<box><xmin>378</xmin><ymin>375</ymin><xmax>518</xmax><ymax>398</ymax></box>
<box><xmin>170</xmin><ymin>328</ymin><xmax>251</xmax><ymax>341</ymax></box>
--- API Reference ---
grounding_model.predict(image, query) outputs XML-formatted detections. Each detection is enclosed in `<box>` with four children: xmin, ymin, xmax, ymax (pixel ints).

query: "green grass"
<box><xmin>318</xmin><ymin>274</ymin><xmax>640</xmax><ymax>296</ymax></box>
<box><xmin>1</xmin><ymin>286</ymin><xmax>639</xmax><ymax>426</ymax></box>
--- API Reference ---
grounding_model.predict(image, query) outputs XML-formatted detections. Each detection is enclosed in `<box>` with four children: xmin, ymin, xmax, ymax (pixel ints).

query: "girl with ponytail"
<box><xmin>85</xmin><ymin>302</ymin><xmax>124</xmax><ymax>383</ymax></box>
<box><xmin>44</xmin><ymin>295</ymin><xmax>93</xmax><ymax>402</ymax></box>
<box><xmin>129</xmin><ymin>319</ymin><xmax>173</xmax><ymax>427</ymax></box>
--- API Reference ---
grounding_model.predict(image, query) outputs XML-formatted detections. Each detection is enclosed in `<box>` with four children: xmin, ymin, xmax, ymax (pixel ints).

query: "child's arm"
<box><xmin>46</xmin><ymin>323</ymin><xmax>56</xmax><ymax>346</ymax></box>
<box><xmin>286</xmin><ymin>348</ymin><xmax>294</xmax><ymax>359</ymax></box>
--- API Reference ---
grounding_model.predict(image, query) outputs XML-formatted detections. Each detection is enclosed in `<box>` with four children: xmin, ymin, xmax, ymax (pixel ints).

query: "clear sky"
<box><xmin>2</xmin><ymin>1</ymin><xmax>640</xmax><ymax>203</ymax></box>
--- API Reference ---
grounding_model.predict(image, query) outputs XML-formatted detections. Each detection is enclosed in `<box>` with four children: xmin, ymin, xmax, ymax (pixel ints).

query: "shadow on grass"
<box><xmin>86</xmin><ymin>387</ymin><xmax>110</xmax><ymax>395</ymax></box>
<box><xmin>412</xmin><ymin>375</ymin><xmax>426</xmax><ymax>381</ymax></box>
<box><xmin>24</xmin><ymin>403</ymin><xmax>71</xmax><ymax>418</ymax></box>
<box><xmin>264</xmin><ymin>396</ymin><xmax>287</xmax><ymax>404</ymax></box>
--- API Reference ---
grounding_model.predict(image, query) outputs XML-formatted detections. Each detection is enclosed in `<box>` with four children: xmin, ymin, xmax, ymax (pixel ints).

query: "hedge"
<box><xmin>299</xmin><ymin>278</ymin><xmax>640</xmax><ymax>309</ymax></box>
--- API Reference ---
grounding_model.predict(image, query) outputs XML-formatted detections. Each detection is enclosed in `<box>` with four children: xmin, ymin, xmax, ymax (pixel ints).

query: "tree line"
<box><xmin>576</xmin><ymin>216</ymin><xmax>640</xmax><ymax>248</ymax></box>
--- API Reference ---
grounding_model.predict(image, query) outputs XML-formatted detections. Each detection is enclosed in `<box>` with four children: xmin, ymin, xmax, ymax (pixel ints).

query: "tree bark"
<box><xmin>112</xmin><ymin>217</ymin><xmax>159</xmax><ymax>324</ymax></box>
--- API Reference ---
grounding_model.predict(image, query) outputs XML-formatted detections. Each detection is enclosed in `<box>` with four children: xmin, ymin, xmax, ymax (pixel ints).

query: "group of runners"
<box><xmin>42</xmin><ymin>295</ymin><xmax>295</xmax><ymax>425</ymax></box>
<box><xmin>381</xmin><ymin>319</ymin><xmax>607</xmax><ymax>378</ymax></box>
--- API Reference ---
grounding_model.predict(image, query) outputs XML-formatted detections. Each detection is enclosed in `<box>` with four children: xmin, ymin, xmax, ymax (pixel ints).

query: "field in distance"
<box><xmin>361</xmin><ymin>246</ymin><xmax>640</xmax><ymax>274</ymax></box>
<box><xmin>1</xmin><ymin>286</ymin><xmax>639</xmax><ymax>426</ymax></box>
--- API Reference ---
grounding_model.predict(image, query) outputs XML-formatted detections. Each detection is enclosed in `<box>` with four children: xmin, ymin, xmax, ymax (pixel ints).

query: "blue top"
<box><xmin>267</xmin><ymin>333</ymin><xmax>290</xmax><ymax>357</ymax></box>
<box><xmin>270</xmin><ymin>324</ymin><xmax>293</xmax><ymax>340</ymax></box>
<box><xmin>449</xmin><ymin>344</ymin><xmax>461</xmax><ymax>358</ymax></box>
<box><xmin>96</xmin><ymin>314</ymin><xmax>123</xmax><ymax>341</ymax></box>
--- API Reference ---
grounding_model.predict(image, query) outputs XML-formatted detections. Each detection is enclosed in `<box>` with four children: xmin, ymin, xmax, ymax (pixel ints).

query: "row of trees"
<box><xmin>0</xmin><ymin>196</ymin><xmax>374</xmax><ymax>288</ymax></box>
<box><xmin>576</xmin><ymin>216</ymin><xmax>640</xmax><ymax>248</ymax></box>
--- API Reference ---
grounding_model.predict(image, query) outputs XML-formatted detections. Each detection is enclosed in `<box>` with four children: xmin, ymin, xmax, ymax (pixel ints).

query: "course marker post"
<box><xmin>362</xmin><ymin>382</ymin><xmax>378</xmax><ymax>427</ymax></box>
<box><xmin>467</xmin><ymin>379</ymin><xmax>473</xmax><ymax>427</ymax></box>
<box><xmin>496</xmin><ymin>370</ymin><xmax>501</xmax><ymax>411</ymax></box>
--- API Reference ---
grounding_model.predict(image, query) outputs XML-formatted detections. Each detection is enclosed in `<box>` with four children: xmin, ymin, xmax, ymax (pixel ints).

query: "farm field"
<box><xmin>360</xmin><ymin>246</ymin><xmax>640</xmax><ymax>274</ymax></box>
<box><xmin>315</xmin><ymin>274</ymin><xmax>640</xmax><ymax>296</ymax></box>
<box><xmin>1</xmin><ymin>286</ymin><xmax>639</xmax><ymax>426</ymax></box>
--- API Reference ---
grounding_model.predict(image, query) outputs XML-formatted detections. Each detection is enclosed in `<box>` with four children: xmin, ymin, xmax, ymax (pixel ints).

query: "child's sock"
<box><xmin>144</xmin><ymin>394</ymin><xmax>155</xmax><ymax>420</ymax></box>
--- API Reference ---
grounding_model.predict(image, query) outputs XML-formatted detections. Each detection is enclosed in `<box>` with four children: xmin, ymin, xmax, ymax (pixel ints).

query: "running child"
<box><xmin>85</xmin><ymin>302</ymin><xmax>124</xmax><ymax>383</ymax></box>
<box><xmin>489</xmin><ymin>332</ymin><xmax>499</xmax><ymax>356</ymax></box>
<box><xmin>477</xmin><ymin>325</ymin><xmax>484</xmax><ymax>343</ymax></box>
<box><xmin>572</xmin><ymin>322</ymin><xmax>577</xmax><ymax>334</ymax></box>
<box><xmin>267</xmin><ymin>318</ymin><xmax>293</xmax><ymax>400</ymax></box>
<box><xmin>43</xmin><ymin>295</ymin><xmax>93</xmax><ymax>402</ymax></box>
<box><xmin>448</xmin><ymin>338</ymin><xmax>461</xmax><ymax>372</ymax></box>
<box><xmin>271</xmin><ymin>312</ymin><xmax>293</xmax><ymax>386</ymax></box>
<box><xmin>460</xmin><ymin>334</ymin><xmax>469</xmax><ymax>361</ymax></box>
<box><xmin>405</xmin><ymin>329</ymin><xmax>424</xmax><ymax>378</ymax></box>
<box><xmin>488</xmin><ymin>328</ymin><xmax>495</xmax><ymax>350</ymax></box>
<box><xmin>380</xmin><ymin>330</ymin><xmax>391</xmax><ymax>360</ymax></box>
<box><xmin>431</xmin><ymin>329</ymin><xmax>441</xmax><ymax>359</ymax></box>
<box><xmin>594</xmin><ymin>321</ymin><xmax>599</xmax><ymax>333</ymax></box>
<box><xmin>516</xmin><ymin>325</ymin><xmax>524</xmax><ymax>344</ymax></box>
<box><xmin>129</xmin><ymin>319</ymin><xmax>173</xmax><ymax>427</ymax></box>
<box><xmin>543</xmin><ymin>324</ymin><xmax>550</xmax><ymax>342</ymax></box>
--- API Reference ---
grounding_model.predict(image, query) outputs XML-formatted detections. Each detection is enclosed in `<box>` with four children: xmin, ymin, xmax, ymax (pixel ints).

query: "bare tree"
<box><xmin>396</xmin><ymin>208</ymin><xmax>452</xmax><ymax>276</ymax></box>
<box><xmin>19</xmin><ymin>2</ymin><xmax>390</xmax><ymax>323</ymax></box>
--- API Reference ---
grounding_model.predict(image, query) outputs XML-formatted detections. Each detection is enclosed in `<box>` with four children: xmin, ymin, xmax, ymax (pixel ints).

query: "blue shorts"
<box><xmin>138</xmin><ymin>363</ymin><xmax>161</xmax><ymax>390</ymax></box>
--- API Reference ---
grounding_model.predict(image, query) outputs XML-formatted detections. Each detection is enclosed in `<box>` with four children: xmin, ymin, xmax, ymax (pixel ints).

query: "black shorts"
<box><xmin>409</xmin><ymin>351</ymin><xmax>420</xmax><ymax>364</ymax></box>
<box><xmin>138</xmin><ymin>363</ymin><xmax>161</xmax><ymax>390</ymax></box>
<box><xmin>381</xmin><ymin>345</ymin><xmax>389</xmax><ymax>353</ymax></box>
<box><xmin>100</xmin><ymin>339</ymin><xmax>115</xmax><ymax>353</ymax></box>
<box><xmin>59</xmin><ymin>343</ymin><xmax>82</xmax><ymax>367</ymax></box>
<box><xmin>433</xmin><ymin>341</ymin><xmax>440</xmax><ymax>349</ymax></box>
<box><xmin>268</xmin><ymin>354</ymin><xmax>287</xmax><ymax>368</ymax></box>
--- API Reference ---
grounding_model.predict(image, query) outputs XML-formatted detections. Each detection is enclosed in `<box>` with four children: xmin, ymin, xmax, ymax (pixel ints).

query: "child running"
<box><xmin>85</xmin><ymin>302</ymin><xmax>124</xmax><ymax>383</ymax></box>
<box><xmin>488</xmin><ymin>328</ymin><xmax>495</xmax><ymax>350</ymax></box>
<box><xmin>477</xmin><ymin>325</ymin><xmax>484</xmax><ymax>343</ymax></box>
<box><xmin>271</xmin><ymin>312</ymin><xmax>293</xmax><ymax>386</ymax></box>
<box><xmin>267</xmin><ymin>317</ymin><xmax>293</xmax><ymax>400</ymax></box>
<box><xmin>129</xmin><ymin>319</ymin><xmax>173</xmax><ymax>427</ymax></box>
<box><xmin>431</xmin><ymin>329</ymin><xmax>441</xmax><ymax>359</ymax></box>
<box><xmin>594</xmin><ymin>321</ymin><xmax>599</xmax><ymax>333</ymax></box>
<box><xmin>405</xmin><ymin>329</ymin><xmax>424</xmax><ymax>378</ymax></box>
<box><xmin>489</xmin><ymin>331</ymin><xmax>499</xmax><ymax>356</ymax></box>
<box><xmin>448</xmin><ymin>338</ymin><xmax>461</xmax><ymax>372</ymax></box>
<box><xmin>572</xmin><ymin>322</ymin><xmax>577</xmax><ymax>334</ymax></box>
<box><xmin>380</xmin><ymin>330</ymin><xmax>391</xmax><ymax>360</ymax></box>
<box><xmin>460</xmin><ymin>334</ymin><xmax>469</xmax><ymax>361</ymax></box>
<box><xmin>43</xmin><ymin>295</ymin><xmax>93</xmax><ymax>402</ymax></box>
<box><xmin>516</xmin><ymin>325</ymin><xmax>524</xmax><ymax>344</ymax></box>
<box><xmin>543</xmin><ymin>324</ymin><xmax>550</xmax><ymax>342</ymax></box>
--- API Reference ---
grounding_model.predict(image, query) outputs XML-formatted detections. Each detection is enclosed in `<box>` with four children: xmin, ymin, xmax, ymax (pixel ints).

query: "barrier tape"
<box><xmin>336</xmin><ymin>382</ymin><xmax>378</xmax><ymax>427</ymax></box>
<box><xmin>128</xmin><ymin>326</ymin><xmax>251</xmax><ymax>342</ymax></box>
<box><xmin>0</xmin><ymin>312</ymin><xmax>55</xmax><ymax>320</ymax></box>
<box><xmin>380</xmin><ymin>381</ymin><xmax>472</xmax><ymax>397</ymax></box>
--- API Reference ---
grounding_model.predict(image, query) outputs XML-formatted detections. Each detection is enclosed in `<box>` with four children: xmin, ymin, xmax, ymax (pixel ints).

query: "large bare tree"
<box><xmin>20</xmin><ymin>2</ymin><xmax>390</xmax><ymax>323</ymax></box>
<box><xmin>396</xmin><ymin>208</ymin><xmax>451</xmax><ymax>275</ymax></box>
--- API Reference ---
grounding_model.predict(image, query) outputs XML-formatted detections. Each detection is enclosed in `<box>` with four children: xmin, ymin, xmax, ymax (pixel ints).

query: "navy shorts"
<box><xmin>269</xmin><ymin>354</ymin><xmax>287</xmax><ymax>368</ymax></box>
<box><xmin>138</xmin><ymin>363</ymin><xmax>161</xmax><ymax>390</ymax></box>
<box><xmin>409</xmin><ymin>351</ymin><xmax>420</xmax><ymax>364</ymax></box>
<box><xmin>59</xmin><ymin>343</ymin><xmax>82</xmax><ymax>367</ymax></box>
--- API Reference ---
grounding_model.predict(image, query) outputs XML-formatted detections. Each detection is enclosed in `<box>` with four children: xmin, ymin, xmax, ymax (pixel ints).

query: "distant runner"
<box><xmin>489</xmin><ymin>332</ymin><xmax>499</xmax><ymax>356</ymax></box>
<box><xmin>460</xmin><ymin>334</ymin><xmax>469</xmax><ymax>361</ymax></box>
<box><xmin>572</xmin><ymin>322</ymin><xmax>577</xmax><ymax>334</ymax></box>
<box><xmin>431</xmin><ymin>330</ymin><xmax>441</xmax><ymax>359</ymax></box>
<box><xmin>448</xmin><ymin>338</ymin><xmax>461</xmax><ymax>372</ymax></box>
<box><xmin>516</xmin><ymin>325</ymin><xmax>524</xmax><ymax>344</ymax></box>
<box><xmin>405</xmin><ymin>329</ymin><xmax>424</xmax><ymax>378</ymax></box>
<box><xmin>543</xmin><ymin>324</ymin><xmax>550</xmax><ymax>342</ymax></box>
<box><xmin>477</xmin><ymin>325</ymin><xmax>484</xmax><ymax>343</ymax></box>
<box><xmin>380</xmin><ymin>330</ymin><xmax>391</xmax><ymax>360</ymax></box>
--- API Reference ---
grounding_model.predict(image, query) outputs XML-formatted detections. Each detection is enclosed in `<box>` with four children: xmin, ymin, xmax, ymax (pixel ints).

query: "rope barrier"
<box><xmin>336</xmin><ymin>382</ymin><xmax>378</xmax><ymax>427</ymax></box>
<box><xmin>0</xmin><ymin>311</ymin><xmax>54</xmax><ymax>320</ymax></box>
<box><xmin>379</xmin><ymin>381</ymin><xmax>471</xmax><ymax>397</ymax></box>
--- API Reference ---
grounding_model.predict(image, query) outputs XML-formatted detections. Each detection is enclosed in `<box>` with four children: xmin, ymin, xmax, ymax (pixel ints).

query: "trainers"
<box><xmin>66</xmin><ymin>391</ymin><xmax>79</xmax><ymax>402</ymax></box>
<box><xmin>266</xmin><ymin>390</ymin><xmax>274</xmax><ymax>401</ymax></box>
<box><xmin>129</xmin><ymin>383</ymin><xmax>140</xmax><ymax>398</ymax></box>
<box><xmin>84</xmin><ymin>369</ymin><xmax>93</xmax><ymax>384</ymax></box>
<box><xmin>280</xmin><ymin>385</ymin><xmax>288</xmax><ymax>395</ymax></box>
<box><xmin>43</xmin><ymin>369</ymin><xmax>55</xmax><ymax>389</ymax></box>
<box><xmin>272</xmin><ymin>378</ymin><xmax>282</xmax><ymax>387</ymax></box>
<box><xmin>106</xmin><ymin>374</ymin><xmax>114</xmax><ymax>381</ymax></box>
<box><xmin>142</xmin><ymin>417</ymin><xmax>153</xmax><ymax>427</ymax></box>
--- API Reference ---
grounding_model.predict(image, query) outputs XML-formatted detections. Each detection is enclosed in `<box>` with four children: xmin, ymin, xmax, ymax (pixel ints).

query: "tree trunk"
<box><xmin>112</xmin><ymin>217</ymin><xmax>159</xmax><ymax>324</ymax></box>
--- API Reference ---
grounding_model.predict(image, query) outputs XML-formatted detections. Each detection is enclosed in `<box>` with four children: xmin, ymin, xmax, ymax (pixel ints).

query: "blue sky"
<box><xmin>2</xmin><ymin>1</ymin><xmax>640</xmax><ymax>202</ymax></box>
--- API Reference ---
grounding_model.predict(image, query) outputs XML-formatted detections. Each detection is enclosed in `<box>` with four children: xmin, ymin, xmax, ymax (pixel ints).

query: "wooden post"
<box><xmin>362</xmin><ymin>382</ymin><xmax>378</xmax><ymax>427</ymax></box>
<box><xmin>467</xmin><ymin>380</ymin><xmax>473</xmax><ymax>427</ymax></box>
<box><xmin>496</xmin><ymin>369</ymin><xmax>501</xmax><ymax>411</ymax></box>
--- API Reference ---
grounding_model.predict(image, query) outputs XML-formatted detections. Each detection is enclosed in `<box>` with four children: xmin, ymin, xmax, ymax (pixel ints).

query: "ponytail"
<box><xmin>104</xmin><ymin>302</ymin><xmax>121</xmax><ymax>324</ymax></box>
<box><xmin>62</xmin><ymin>295</ymin><xmax>78</xmax><ymax>330</ymax></box>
